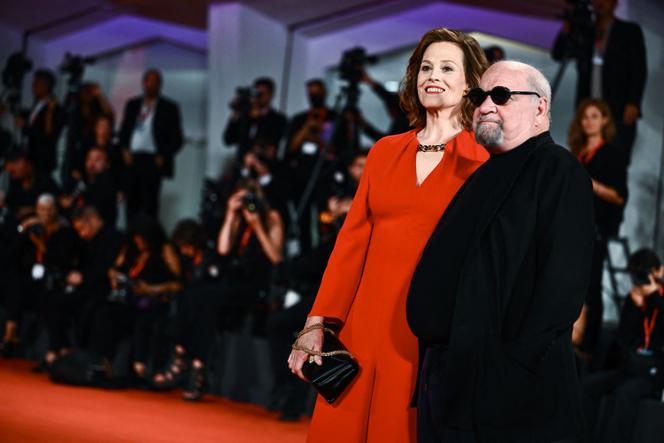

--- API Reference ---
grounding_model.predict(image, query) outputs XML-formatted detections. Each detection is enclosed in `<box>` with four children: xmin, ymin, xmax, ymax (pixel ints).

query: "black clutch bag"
<box><xmin>294</xmin><ymin>325</ymin><xmax>359</xmax><ymax>404</ymax></box>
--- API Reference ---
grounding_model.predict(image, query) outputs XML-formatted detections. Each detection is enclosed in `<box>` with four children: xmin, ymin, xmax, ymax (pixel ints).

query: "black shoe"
<box><xmin>182</xmin><ymin>365</ymin><xmax>206</xmax><ymax>402</ymax></box>
<box><xmin>0</xmin><ymin>340</ymin><xmax>17</xmax><ymax>358</ymax></box>
<box><xmin>31</xmin><ymin>360</ymin><xmax>49</xmax><ymax>373</ymax></box>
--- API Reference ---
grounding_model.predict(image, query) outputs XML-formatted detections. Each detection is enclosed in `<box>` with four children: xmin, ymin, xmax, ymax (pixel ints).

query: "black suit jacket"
<box><xmin>118</xmin><ymin>96</ymin><xmax>184</xmax><ymax>178</ymax></box>
<box><xmin>415</xmin><ymin>133</ymin><xmax>595</xmax><ymax>442</ymax></box>
<box><xmin>24</xmin><ymin>101</ymin><xmax>65</xmax><ymax>174</ymax></box>
<box><xmin>553</xmin><ymin>18</ymin><xmax>647</xmax><ymax>122</ymax></box>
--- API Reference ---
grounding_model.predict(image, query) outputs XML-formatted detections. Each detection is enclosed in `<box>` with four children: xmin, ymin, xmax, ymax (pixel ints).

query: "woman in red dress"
<box><xmin>289</xmin><ymin>29</ymin><xmax>489</xmax><ymax>442</ymax></box>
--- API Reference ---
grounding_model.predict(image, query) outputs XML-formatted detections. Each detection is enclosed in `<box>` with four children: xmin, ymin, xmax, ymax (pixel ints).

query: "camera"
<box><xmin>59</xmin><ymin>53</ymin><xmax>96</xmax><ymax>87</ymax></box>
<box><xmin>230</xmin><ymin>86</ymin><xmax>253</xmax><ymax>113</ymax></box>
<box><xmin>631</xmin><ymin>268</ymin><xmax>652</xmax><ymax>287</ymax></box>
<box><xmin>558</xmin><ymin>0</ymin><xmax>594</xmax><ymax>59</ymax></box>
<box><xmin>338</xmin><ymin>47</ymin><xmax>377</xmax><ymax>84</ymax></box>
<box><xmin>108</xmin><ymin>273</ymin><xmax>135</xmax><ymax>303</ymax></box>
<box><xmin>242</xmin><ymin>191</ymin><xmax>263</xmax><ymax>214</ymax></box>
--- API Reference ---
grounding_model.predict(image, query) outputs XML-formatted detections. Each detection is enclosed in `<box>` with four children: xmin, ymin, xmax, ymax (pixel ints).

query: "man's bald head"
<box><xmin>473</xmin><ymin>61</ymin><xmax>551</xmax><ymax>152</ymax></box>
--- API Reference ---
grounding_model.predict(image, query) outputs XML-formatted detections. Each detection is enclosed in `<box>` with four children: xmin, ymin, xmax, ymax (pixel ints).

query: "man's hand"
<box><xmin>122</xmin><ymin>150</ymin><xmax>133</xmax><ymax>166</ymax></box>
<box><xmin>155</xmin><ymin>155</ymin><xmax>164</xmax><ymax>169</ymax></box>
<box><xmin>67</xmin><ymin>271</ymin><xmax>83</xmax><ymax>287</ymax></box>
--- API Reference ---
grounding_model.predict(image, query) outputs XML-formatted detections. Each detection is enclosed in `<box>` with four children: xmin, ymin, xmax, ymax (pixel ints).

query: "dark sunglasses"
<box><xmin>465</xmin><ymin>86</ymin><xmax>541</xmax><ymax>106</ymax></box>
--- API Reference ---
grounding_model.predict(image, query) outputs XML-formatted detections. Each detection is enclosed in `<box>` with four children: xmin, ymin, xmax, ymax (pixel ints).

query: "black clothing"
<box><xmin>125</xmin><ymin>153</ymin><xmax>162</xmax><ymax>220</ymax></box>
<box><xmin>23</xmin><ymin>100</ymin><xmax>65</xmax><ymax>175</ymax></box>
<box><xmin>552</xmin><ymin>18</ymin><xmax>647</xmax><ymax>157</ymax></box>
<box><xmin>78</xmin><ymin>227</ymin><xmax>124</xmax><ymax>302</ymax></box>
<box><xmin>408</xmin><ymin>145</ymin><xmax>525</xmax><ymax>344</ymax></box>
<box><xmin>118</xmin><ymin>95</ymin><xmax>183</xmax><ymax>221</ymax></box>
<box><xmin>223</xmin><ymin>108</ymin><xmax>287</xmax><ymax>162</ymax></box>
<box><xmin>581</xmin><ymin>143</ymin><xmax>628</xmax><ymax>237</ymax></box>
<box><xmin>82</xmin><ymin>171</ymin><xmax>120</xmax><ymax>227</ymax></box>
<box><xmin>582</xmin><ymin>292</ymin><xmax>664</xmax><ymax>442</ymax></box>
<box><xmin>118</xmin><ymin>96</ymin><xmax>183</xmax><ymax>178</ymax></box>
<box><xmin>408</xmin><ymin>132</ymin><xmax>595</xmax><ymax>442</ymax></box>
<box><xmin>5</xmin><ymin>174</ymin><xmax>60</xmax><ymax>219</ymax></box>
<box><xmin>362</xmin><ymin>82</ymin><xmax>411</xmax><ymax>142</ymax></box>
<box><xmin>578</xmin><ymin>143</ymin><xmax>628</xmax><ymax>353</ymax></box>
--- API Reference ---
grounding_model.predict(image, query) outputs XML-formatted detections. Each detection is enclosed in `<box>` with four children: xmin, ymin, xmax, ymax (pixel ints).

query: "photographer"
<box><xmin>4</xmin><ymin>149</ymin><xmax>60</xmax><ymax>221</ymax></box>
<box><xmin>14</xmin><ymin>194</ymin><xmax>77</xmax><ymax>369</ymax></box>
<box><xmin>223</xmin><ymin>77</ymin><xmax>287</xmax><ymax>165</ymax></box>
<box><xmin>68</xmin><ymin>206</ymin><xmax>124</xmax><ymax>349</ymax></box>
<box><xmin>15</xmin><ymin>69</ymin><xmax>65</xmax><ymax>175</ymax></box>
<box><xmin>552</xmin><ymin>0</ymin><xmax>647</xmax><ymax>162</ymax></box>
<box><xmin>582</xmin><ymin>248</ymin><xmax>664</xmax><ymax>443</ymax></box>
<box><xmin>60</xmin><ymin>146</ymin><xmax>119</xmax><ymax>226</ymax></box>
<box><xmin>0</xmin><ymin>191</ymin><xmax>20</xmax><ymax>356</ymax></box>
<box><xmin>356</xmin><ymin>68</ymin><xmax>410</xmax><ymax>141</ymax></box>
<box><xmin>62</xmin><ymin>82</ymin><xmax>115</xmax><ymax>183</ymax></box>
<box><xmin>150</xmin><ymin>183</ymin><xmax>283</xmax><ymax>401</ymax></box>
<box><xmin>90</xmin><ymin>216</ymin><xmax>181</xmax><ymax>381</ymax></box>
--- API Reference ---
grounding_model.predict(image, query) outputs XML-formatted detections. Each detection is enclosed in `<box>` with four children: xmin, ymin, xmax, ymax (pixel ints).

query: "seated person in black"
<box><xmin>90</xmin><ymin>216</ymin><xmax>181</xmax><ymax>380</ymax></box>
<box><xmin>569</xmin><ymin>98</ymin><xmax>629</xmax><ymax>358</ymax></box>
<box><xmin>60</xmin><ymin>146</ymin><xmax>119</xmax><ymax>227</ymax></box>
<box><xmin>0</xmin><ymin>192</ymin><xmax>21</xmax><ymax>356</ymax></box>
<box><xmin>582</xmin><ymin>248</ymin><xmax>664</xmax><ymax>443</ymax></box>
<box><xmin>13</xmin><ymin>194</ymin><xmax>77</xmax><ymax>368</ymax></box>
<box><xmin>152</xmin><ymin>180</ymin><xmax>284</xmax><ymax>401</ymax></box>
<box><xmin>3</xmin><ymin>149</ymin><xmax>60</xmax><ymax>221</ymax></box>
<box><xmin>223</xmin><ymin>76</ymin><xmax>287</xmax><ymax>164</ymax></box>
<box><xmin>68</xmin><ymin>206</ymin><xmax>124</xmax><ymax>349</ymax></box>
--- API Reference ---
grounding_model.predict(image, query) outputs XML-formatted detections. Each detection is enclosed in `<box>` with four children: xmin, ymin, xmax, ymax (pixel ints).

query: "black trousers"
<box><xmin>265</xmin><ymin>298</ymin><xmax>313</xmax><ymax>412</ymax></box>
<box><xmin>582</xmin><ymin>369</ymin><xmax>655</xmax><ymax>443</ymax></box>
<box><xmin>613</xmin><ymin>121</ymin><xmax>637</xmax><ymax>165</ymax></box>
<box><xmin>418</xmin><ymin>345</ymin><xmax>578</xmax><ymax>443</ymax></box>
<box><xmin>174</xmin><ymin>280</ymin><xmax>259</xmax><ymax>363</ymax></box>
<box><xmin>125</xmin><ymin>153</ymin><xmax>162</xmax><ymax>221</ymax></box>
<box><xmin>417</xmin><ymin>345</ymin><xmax>477</xmax><ymax>443</ymax></box>
<box><xmin>580</xmin><ymin>234</ymin><xmax>608</xmax><ymax>354</ymax></box>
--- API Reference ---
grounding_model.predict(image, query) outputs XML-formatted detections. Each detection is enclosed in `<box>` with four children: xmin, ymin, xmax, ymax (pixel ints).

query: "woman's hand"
<box><xmin>242</xmin><ymin>208</ymin><xmax>261</xmax><ymax>229</ymax></box>
<box><xmin>133</xmin><ymin>280</ymin><xmax>152</xmax><ymax>296</ymax></box>
<box><xmin>226</xmin><ymin>189</ymin><xmax>246</xmax><ymax>215</ymax></box>
<box><xmin>288</xmin><ymin>316</ymin><xmax>325</xmax><ymax>381</ymax></box>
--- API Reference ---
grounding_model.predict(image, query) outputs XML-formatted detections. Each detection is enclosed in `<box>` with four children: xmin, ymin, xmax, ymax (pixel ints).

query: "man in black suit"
<box><xmin>223</xmin><ymin>77</ymin><xmax>287</xmax><ymax>164</ymax></box>
<box><xmin>16</xmin><ymin>69</ymin><xmax>65</xmax><ymax>175</ymax></box>
<box><xmin>118</xmin><ymin>69</ymin><xmax>183</xmax><ymax>220</ymax></box>
<box><xmin>552</xmin><ymin>0</ymin><xmax>647</xmax><ymax>162</ymax></box>
<box><xmin>408</xmin><ymin>61</ymin><xmax>595</xmax><ymax>442</ymax></box>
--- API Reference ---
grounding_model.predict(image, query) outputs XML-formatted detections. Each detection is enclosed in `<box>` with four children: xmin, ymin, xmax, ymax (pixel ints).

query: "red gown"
<box><xmin>307</xmin><ymin>129</ymin><xmax>488</xmax><ymax>442</ymax></box>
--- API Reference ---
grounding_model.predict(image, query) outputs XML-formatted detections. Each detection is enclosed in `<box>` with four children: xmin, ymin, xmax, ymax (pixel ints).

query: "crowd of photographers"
<box><xmin>0</xmin><ymin>56</ymin><xmax>385</xmax><ymax>421</ymax></box>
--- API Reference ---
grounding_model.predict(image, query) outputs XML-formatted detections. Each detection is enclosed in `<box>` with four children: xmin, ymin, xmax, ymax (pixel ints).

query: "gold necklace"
<box><xmin>417</xmin><ymin>143</ymin><xmax>446</xmax><ymax>152</ymax></box>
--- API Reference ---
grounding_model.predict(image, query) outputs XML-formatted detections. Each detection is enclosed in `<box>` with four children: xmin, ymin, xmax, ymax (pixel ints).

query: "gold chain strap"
<box><xmin>292</xmin><ymin>323</ymin><xmax>354</xmax><ymax>359</ymax></box>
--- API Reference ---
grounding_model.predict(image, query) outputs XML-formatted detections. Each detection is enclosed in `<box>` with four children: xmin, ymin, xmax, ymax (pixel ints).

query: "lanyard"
<box><xmin>128</xmin><ymin>254</ymin><xmax>148</xmax><ymax>279</ymax></box>
<box><xmin>238</xmin><ymin>226</ymin><xmax>254</xmax><ymax>256</ymax></box>
<box><xmin>577</xmin><ymin>140</ymin><xmax>605</xmax><ymax>165</ymax></box>
<box><xmin>642</xmin><ymin>308</ymin><xmax>659</xmax><ymax>350</ymax></box>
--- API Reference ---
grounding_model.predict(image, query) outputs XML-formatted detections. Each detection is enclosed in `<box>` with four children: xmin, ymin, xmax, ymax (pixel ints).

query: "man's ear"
<box><xmin>534</xmin><ymin>96</ymin><xmax>549</xmax><ymax>127</ymax></box>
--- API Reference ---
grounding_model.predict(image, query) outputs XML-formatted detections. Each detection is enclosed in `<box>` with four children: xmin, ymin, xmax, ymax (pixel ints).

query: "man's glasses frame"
<box><xmin>465</xmin><ymin>86</ymin><xmax>541</xmax><ymax>106</ymax></box>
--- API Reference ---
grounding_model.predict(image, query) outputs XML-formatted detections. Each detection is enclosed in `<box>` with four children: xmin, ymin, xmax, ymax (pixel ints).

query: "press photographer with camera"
<box><xmin>3</xmin><ymin>149</ymin><xmax>60</xmax><ymax>221</ymax></box>
<box><xmin>90</xmin><ymin>216</ymin><xmax>181</xmax><ymax>382</ymax></box>
<box><xmin>14</xmin><ymin>69</ymin><xmax>65</xmax><ymax>176</ymax></box>
<box><xmin>62</xmin><ymin>82</ymin><xmax>115</xmax><ymax>184</ymax></box>
<box><xmin>0</xmin><ymin>191</ymin><xmax>20</xmax><ymax>356</ymax></box>
<box><xmin>223</xmin><ymin>77</ymin><xmax>287</xmax><ymax>165</ymax></box>
<box><xmin>582</xmin><ymin>248</ymin><xmax>664</xmax><ymax>443</ymax></box>
<box><xmin>60</xmin><ymin>146</ymin><xmax>120</xmax><ymax>227</ymax></box>
<box><xmin>356</xmin><ymin>66</ymin><xmax>410</xmax><ymax>141</ymax></box>
<box><xmin>149</xmin><ymin>183</ymin><xmax>283</xmax><ymax>400</ymax></box>
<box><xmin>12</xmin><ymin>194</ymin><xmax>77</xmax><ymax>370</ymax></box>
<box><xmin>552</xmin><ymin>0</ymin><xmax>647</xmax><ymax>162</ymax></box>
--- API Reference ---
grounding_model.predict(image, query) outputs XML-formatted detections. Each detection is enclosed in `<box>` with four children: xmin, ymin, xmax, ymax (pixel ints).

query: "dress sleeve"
<box><xmin>308</xmin><ymin>146</ymin><xmax>376</xmax><ymax>323</ymax></box>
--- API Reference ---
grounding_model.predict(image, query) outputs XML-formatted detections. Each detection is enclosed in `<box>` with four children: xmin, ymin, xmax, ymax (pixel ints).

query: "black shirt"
<box><xmin>407</xmin><ymin>140</ymin><xmax>535</xmax><ymax>344</ymax></box>
<box><xmin>580</xmin><ymin>143</ymin><xmax>628</xmax><ymax>236</ymax></box>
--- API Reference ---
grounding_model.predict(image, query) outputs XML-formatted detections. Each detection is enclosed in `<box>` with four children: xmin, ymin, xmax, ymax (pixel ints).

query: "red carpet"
<box><xmin>0</xmin><ymin>360</ymin><xmax>308</xmax><ymax>442</ymax></box>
